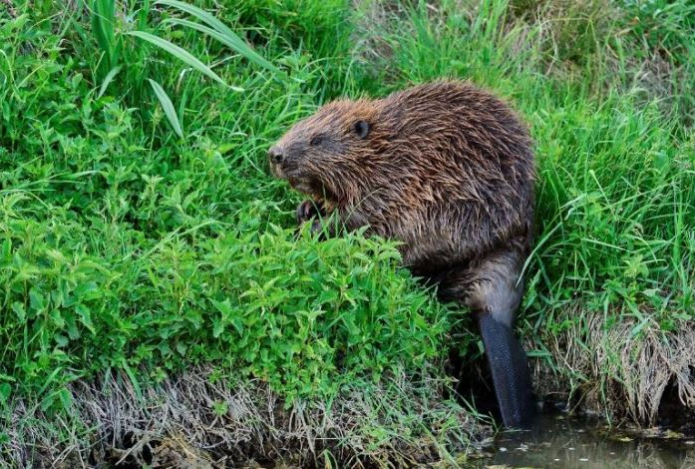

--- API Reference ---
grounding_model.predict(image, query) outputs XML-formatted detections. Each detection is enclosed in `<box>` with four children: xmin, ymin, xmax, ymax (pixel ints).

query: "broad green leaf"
<box><xmin>147</xmin><ymin>79</ymin><xmax>184</xmax><ymax>138</ymax></box>
<box><xmin>127</xmin><ymin>30</ymin><xmax>226</xmax><ymax>86</ymax></box>
<box><xmin>156</xmin><ymin>0</ymin><xmax>283</xmax><ymax>76</ymax></box>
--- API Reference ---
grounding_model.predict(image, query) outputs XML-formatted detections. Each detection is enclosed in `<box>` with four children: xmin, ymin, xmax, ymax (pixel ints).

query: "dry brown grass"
<box><xmin>5</xmin><ymin>368</ymin><xmax>489</xmax><ymax>467</ymax></box>
<box><xmin>532</xmin><ymin>305</ymin><xmax>695</xmax><ymax>426</ymax></box>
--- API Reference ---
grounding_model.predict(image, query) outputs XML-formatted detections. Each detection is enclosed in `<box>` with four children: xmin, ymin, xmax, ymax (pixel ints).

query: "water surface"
<box><xmin>487</xmin><ymin>413</ymin><xmax>695</xmax><ymax>468</ymax></box>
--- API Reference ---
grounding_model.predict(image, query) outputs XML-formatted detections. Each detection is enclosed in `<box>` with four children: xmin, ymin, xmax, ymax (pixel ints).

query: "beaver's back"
<box><xmin>370</xmin><ymin>82</ymin><xmax>535</xmax><ymax>270</ymax></box>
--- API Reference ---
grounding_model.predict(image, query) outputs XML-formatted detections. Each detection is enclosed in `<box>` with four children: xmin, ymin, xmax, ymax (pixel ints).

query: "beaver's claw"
<box><xmin>296</xmin><ymin>200</ymin><xmax>323</xmax><ymax>225</ymax></box>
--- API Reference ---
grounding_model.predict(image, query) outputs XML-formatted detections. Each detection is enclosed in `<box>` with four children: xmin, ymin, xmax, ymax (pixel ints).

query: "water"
<box><xmin>487</xmin><ymin>413</ymin><xmax>695</xmax><ymax>468</ymax></box>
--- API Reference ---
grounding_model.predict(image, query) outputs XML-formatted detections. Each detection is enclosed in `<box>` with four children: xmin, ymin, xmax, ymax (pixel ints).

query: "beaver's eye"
<box><xmin>354</xmin><ymin>120</ymin><xmax>370</xmax><ymax>139</ymax></box>
<box><xmin>310</xmin><ymin>135</ymin><xmax>323</xmax><ymax>146</ymax></box>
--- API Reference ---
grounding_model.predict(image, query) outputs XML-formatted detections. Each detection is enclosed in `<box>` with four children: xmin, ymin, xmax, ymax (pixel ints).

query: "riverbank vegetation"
<box><xmin>1</xmin><ymin>0</ymin><xmax>693</xmax><ymax>465</ymax></box>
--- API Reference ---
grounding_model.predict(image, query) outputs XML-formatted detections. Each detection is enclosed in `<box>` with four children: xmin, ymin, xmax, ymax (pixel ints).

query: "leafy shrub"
<box><xmin>1</xmin><ymin>202</ymin><xmax>451</xmax><ymax>408</ymax></box>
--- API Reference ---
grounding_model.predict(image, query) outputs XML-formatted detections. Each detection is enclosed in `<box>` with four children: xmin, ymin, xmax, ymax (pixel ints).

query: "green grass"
<box><xmin>1</xmin><ymin>0</ymin><xmax>694</xmax><ymax>463</ymax></box>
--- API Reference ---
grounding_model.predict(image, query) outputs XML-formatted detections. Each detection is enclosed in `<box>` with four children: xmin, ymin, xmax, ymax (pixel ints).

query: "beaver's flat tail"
<box><xmin>478</xmin><ymin>313</ymin><xmax>535</xmax><ymax>428</ymax></box>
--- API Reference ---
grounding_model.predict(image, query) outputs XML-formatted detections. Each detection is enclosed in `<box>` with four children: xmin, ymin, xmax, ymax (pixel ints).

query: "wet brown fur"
<box><xmin>270</xmin><ymin>80</ymin><xmax>535</xmax><ymax>318</ymax></box>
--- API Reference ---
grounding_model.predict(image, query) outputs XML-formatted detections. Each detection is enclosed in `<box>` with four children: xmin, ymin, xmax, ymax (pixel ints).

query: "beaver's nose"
<box><xmin>268</xmin><ymin>146</ymin><xmax>284</xmax><ymax>164</ymax></box>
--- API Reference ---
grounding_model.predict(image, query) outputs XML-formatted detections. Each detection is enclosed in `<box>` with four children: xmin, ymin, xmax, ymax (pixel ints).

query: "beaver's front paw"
<box><xmin>296</xmin><ymin>200</ymin><xmax>323</xmax><ymax>225</ymax></box>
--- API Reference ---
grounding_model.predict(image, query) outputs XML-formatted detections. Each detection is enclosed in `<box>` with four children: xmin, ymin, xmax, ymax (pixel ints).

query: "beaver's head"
<box><xmin>269</xmin><ymin>99</ymin><xmax>386</xmax><ymax>206</ymax></box>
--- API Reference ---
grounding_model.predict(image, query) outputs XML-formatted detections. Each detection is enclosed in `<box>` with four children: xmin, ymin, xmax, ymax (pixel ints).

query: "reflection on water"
<box><xmin>489</xmin><ymin>413</ymin><xmax>695</xmax><ymax>469</ymax></box>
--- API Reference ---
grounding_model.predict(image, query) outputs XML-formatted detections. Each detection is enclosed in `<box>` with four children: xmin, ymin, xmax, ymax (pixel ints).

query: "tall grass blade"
<box><xmin>91</xmin><ymin>0</ymin><xmax>115</xmax><ymax>55</ymax></box>
<box><xmin>148</xmin><ymin>78</ymin><xmax>184</xmax><ymax>138</ymax></box>
<box><xmin>155</xmin><ymin>0</ymin><xmax>284</xmax><ymax>76</ymax></box>
<box><xmin>165</xmin><ymin>18</ymin><xmax>254</xmax><ymax>90</ymax></box>
<box><xmin>127</xmin><ymin>30</ymin><xmax>227</xmax><ymax>86</ymax></box>
<box><xmin>122</xmin><ymin>363</ymin><xmax>143</xmax><ymax>402</ymax></box>
<box><xmin>91</xmin><ymin>0</ymin><xmax>118</xmax><ymax>73</ymax></box>
<box><xmin>97</xmin><ymin>65</ymin><xmax>122</xmax><ymax>98</ymax></box>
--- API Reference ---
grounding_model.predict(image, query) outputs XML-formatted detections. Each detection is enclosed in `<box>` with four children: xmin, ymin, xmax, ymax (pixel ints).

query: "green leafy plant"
<box><xmin>91</xmin><ymin>0</ymin><xmax>284</xmax><ymax>138</ymax></box>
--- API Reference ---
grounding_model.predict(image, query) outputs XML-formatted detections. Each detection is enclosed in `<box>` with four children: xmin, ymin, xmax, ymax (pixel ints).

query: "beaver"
<box><xmin>268</xmin><ymin>80</ymin><xmax>536</xmax><ymax>428</ymax></box>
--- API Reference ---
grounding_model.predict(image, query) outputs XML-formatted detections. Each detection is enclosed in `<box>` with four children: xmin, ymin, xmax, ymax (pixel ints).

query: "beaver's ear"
<box><xmin>354</xmin><ymin>120</ymin><xmax>370</xmax><ymax>139</ymax></box>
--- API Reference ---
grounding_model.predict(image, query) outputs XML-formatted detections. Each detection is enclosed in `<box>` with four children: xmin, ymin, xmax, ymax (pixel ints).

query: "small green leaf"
<box><xmin>40</xmin><ymin>393</ymin><xmax>55</xmax><ymax>412</ymax></box>
<box><xmin>148</xmin><ymin>79</ymin><xmax>184</xmax><ymax>138</ymax></box>
<box><xmin>0</xmin><ymin>383</ymin><xmax>11</xmax><ymax>404</ymax></box>
<box><xmin>12</xmin><ymin>302</ymin><xmax>25</xmax><ymax>322</ymax></box>
<box><xmin>55</xmin><ymin>334</ymin><xmax>69</xmax><ymax>347</ymax></box>
<box><xmin>59</xmin><ymin>388</ymin><xmax>73</xmax><ymax>410</ymax></box>
<box><xmin>211</xmin><ymin>299</ymin><xmax>233</xmax><ymax>316</ymax></box>
<box><xmin>1</xmin><ymin>239</ymin><xmax>11</xmax><ymax>263</ymax></box>
<box><xmin>212</xmin><ymin>401</ymin><xmax>228</xmax><ymax>416</ymax></box>
<box><xmin>231</xmin><ymin>318</ymin><xmax>244</xmax><ymax>335</ymax></box>
<box><xmin>213</xmin><ymin>320</ymin><xmax>224</xmax><ymax>338</ymax></box>
<box><xmin>76</xmin><ymin>304</ymin><xmax>96</xmax><ymax>334</ymax></box>
<box><xmin>176</xmin><ymin>343</ymin><xmax>187</xmax><ymax>355</ymax></box>
<box><xmin>29</xmin><ymin>289</ymin><xmax>45</xmax><ymax>312</ymax></box>
<box><xmin>97</xmin><ymin>65</ymin><xmax>122</xmax><ymax>99</ymax></box>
